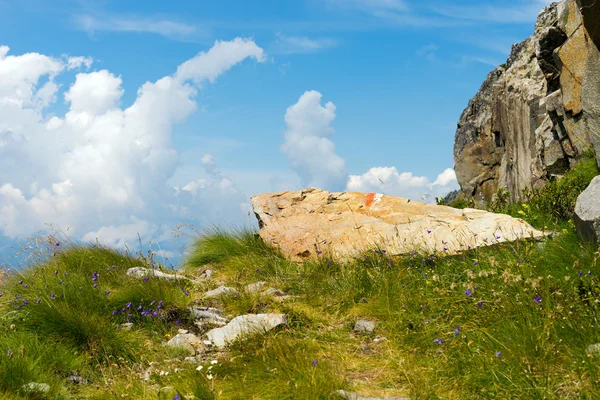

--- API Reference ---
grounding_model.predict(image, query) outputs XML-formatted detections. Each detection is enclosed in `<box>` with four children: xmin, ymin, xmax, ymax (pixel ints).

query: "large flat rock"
<box><xmin>251</xmin><ymin>189</ymin><xmax>546</xmax><ymax>262</ymax></box>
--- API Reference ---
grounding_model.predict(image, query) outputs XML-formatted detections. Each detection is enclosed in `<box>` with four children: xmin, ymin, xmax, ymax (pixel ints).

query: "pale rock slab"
<box><xmin>251</xmin><ymin>189</ymin><xmax>546</xmax><ymax>263</ymax></box>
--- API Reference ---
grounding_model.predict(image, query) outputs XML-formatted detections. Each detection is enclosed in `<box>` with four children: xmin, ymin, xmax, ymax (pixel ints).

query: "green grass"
<box><xmin>0</xmin><ymin>158</ymin><xmax>599</xmax><ymax>399</ymax></box>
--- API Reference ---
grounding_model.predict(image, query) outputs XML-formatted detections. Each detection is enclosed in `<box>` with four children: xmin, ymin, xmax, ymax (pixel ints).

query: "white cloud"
<box><xmin>66</xmin><ymin>56</ymin><xmax>93</xmax><ymax>71</ymax></box>
<box><xmin>64</xmin><ymin>70</ymin><xmax>123</xmax><ymax>115</ymax></box>
<box><xmin>271</xmin><ymin>33</ymin><xmax>338</xmax><ymax>54</ymax></box>
<box><xmin>281</xmin><ymin>90</ymin><xmax>347</xmax><ymax>191</ymax></box>
<box><xmin>74</xmin><ymin>14</ymin><xmax>198</xmax><ymax>40</ymax></box>
<box><xmin>347</xmin><ymin>166</ymin><xmax>459</xmax><ymax>201</ymax></box>
<box><xmin>0</xmin><ymin>39</ymin><xmax>264</xmax><ymax>265</ymax></box>
<box><xmin>417</xmin><ymin>43</ymin><xmax>438</xmax><ymax>60</ymax></box>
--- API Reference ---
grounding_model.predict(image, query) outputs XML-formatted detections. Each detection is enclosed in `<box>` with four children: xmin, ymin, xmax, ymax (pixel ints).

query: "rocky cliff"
<box><xmin>454</xmin><ymin>0</ymin><xmax>600</xmax><ymax>202</ymax></box>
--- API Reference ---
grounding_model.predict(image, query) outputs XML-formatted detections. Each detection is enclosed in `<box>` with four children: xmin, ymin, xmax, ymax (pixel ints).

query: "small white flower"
<box><xmin>207</xmin><ymin>374</ymin><xmax>213</xmax><ymax>380</ymax></box>
<box><xmin>210</xmin><ymin>359</ymin><xmax>218</xmax><ymax>365</ymax></box>
<box><xmin>196</xmin><ymin>365</ymin><xmax>203</xmax><ymax>371</ymax></box>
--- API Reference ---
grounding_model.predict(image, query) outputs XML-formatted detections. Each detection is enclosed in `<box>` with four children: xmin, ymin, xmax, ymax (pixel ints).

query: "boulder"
<box><xmin>165</xmin><ymin>333</ymin><xmax>204</xmax><ymax>355</ymax></box>
<box><xmin>245</xmin><ymin>281</ymin><xmax>266</xmax><ymax>293</ymax></box>
<box><xmin>251</xmin><ymin>189</ymin><xmax>546</xmax><ymax>263</ymax></box>
<box><xmin>354</xmin><ymin>320</ymin><xmax>376</xmax><ymax>335</ymax></box>
<box><xmin>574</xmin><ymin>176</ymin><xmax>600</xmax><ymax>244</ymax></box>
<box><xmin>454</xmin><ymin>0</ymin><xmax>600</xmax><ymax>202</ymax></box>
<box><xmin>205</xmin><ymin>314</ymin><xmax>286</xmax><ymax>348</ymax></box>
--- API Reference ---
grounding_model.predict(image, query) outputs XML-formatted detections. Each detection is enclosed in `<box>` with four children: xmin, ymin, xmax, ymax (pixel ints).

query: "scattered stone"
<box><xmin>263</xmin><ymin>288</ymin><xmax>287</xmax><ymax>297</ymax></box>
<box><xmin>206</xmin><ymin>314</ymin><xmax>287</xmax><ymax>348</ymax></box>
<box><xmin>126</xmin><ymin>267</ymin><xmax>190</xmax><ymax>281</ymax></box>
<box><xmin>178</xmin><ymin>329</ymin><xmax>189</xmax><ymax>334</ymax></box>
<box><xmin>252</xmin><ymin>189</ymin><xmax>546</xmax><ymax>263</ymax></box>
<box><xmin>373</xmin><ymin>335</ymin><xmax>388</xmax><ymax>344</ymax></box>
<box><xmin>574</xmin><ymin>176</ymin><xmax>600</xmax><ymax>245</ymax></box>
<box><xmin>189</xmin><ymin>306</ymin><xmax>229</xmax><ymax>326</ymax></box>
<box><xmin>587</xmin><ymin>343</ymin><xmax>600</xmax><ymax>355</ymax></box>
<box><xmin>245</xmin><ymin>281</ymin><xmax>267</xmax><ymax>293</ymax></box>
<box><xmin>354</xmin><ymin>320</ymin><xmax>376</xmax><ymax>334</ymax></box>
<box><xmin>203</xmin><ymin>340</ymin><xmax>213</xmax><ymax>346</ymax></box>
<box><xmin>201</xmin><ymin>269</ymin><xmax>214</xmax><ymax>279</ymax></box>
<box><xmin>22</xmin><ymin>382</ymin><xmax>50</xmax><ymax>394</ymax></box>
<box><xmin>184</xmin><ymin>356</ymin><xmax>198</xmax><ymax>364</ymax></box>
<box><xmin>204</xmin><ymin>285</ymin><xmax>239</xmax><ymax>298</ymax></box>
<box><xmin>165</xmin><ymin>333</ymin><xmax>205</xmax><ymax>355</ymax></box>
<box><xmin>118</xmin><ymin>322</ymin><xmax>134</xmax><ymax>330</ymax></box>
<box><xmin>335</xmin><ymin>390</ymin><xmax>409</xmax><ymax>400</ymax></box>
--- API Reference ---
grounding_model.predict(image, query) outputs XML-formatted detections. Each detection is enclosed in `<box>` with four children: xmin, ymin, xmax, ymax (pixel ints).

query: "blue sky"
<box><xmin>0</xmin><ymin>0</ymin><xmax>552</xmax><ymax>268</ymax></box>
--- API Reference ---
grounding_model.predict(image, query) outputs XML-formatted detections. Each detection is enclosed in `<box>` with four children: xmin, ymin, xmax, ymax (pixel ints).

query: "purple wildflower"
<box><xmin>465</xmin><ymin>289</ymin><xmax>473</xmax><ymax>296</ymax></box>
<box><xmin>454</xmin><ymin>327</ymin><xmax>460</xmax><ymax>336</ymax></box>
<box><xmin>23</xmin><ymin>284</ymin><xmax>28</xmax><ymax>288</ymax></box>
<box><xmin>126</xmin><ymin>302</ymin><xmax>132</xmax><ymax>308</ymax></box>
<box><xmin>54</xmin><ymin>270</ymin><xmax>58</xmax><ymax>275</ymax></box>
<box><xmin>18</xmin><ymin>280</ymin><xmax>23</xmax><ymax>284</ymax></box>
<box><xmin>112</xmin><ymin>310</ymin><xmax>118</xmax><ymax>315</ymax></box>
<box><xmin>433</xmin><ymin>339</ymin><xmax>444</xmax><ymax>344</ymax></box>
<box><xmin>473</xmin><ymin>261</ymin><xmax>478</xmax><ymax>266</ymax></box>
<box><xmin>105</xmin><ymin>291</ymin><xmax>110</xmax><ymax>296</ymax></box>
<box><xmin>588</xmin><ymin>271</ymin><xmax>592</xmax><ymax>276</ymax></box>
<box><xmin>534</xmin><ymin>296</ymin><xmax>542</xmax><ymax>303</ymax></box>
<box><xmin>312</xmin><ymin>360</ymin><xmax>318</xmax><ymax>367</ymax></box>
<box><xmin>173</xmin><ymin>395</ymin><xmax>180</xmax><ymax>400</ymax></box>
<box><xmin>427</xmin><ymin>230</ymin><xmax>432</xmax><ymax>234</ymax></box>
<box><xmin>477</xmin><ymin>301</ymin><xmax>483</xmax><ymax>307</ymax></box>
<box><xmin>93</xmin><ymin>284</ymin><xmax>98</xmax><ymax>288</ymax></box>
<box><xmin>579</xmin><ymin>271</ymin><xmax>583</xmax><ymax>277</ymax></box>
<box><xmin>36</xmin><ymin>299</ymin><xmax>40</xmax><ymax>304</ymax></box>
<box><xmin>153</xmin><ymin>311</ymin><xmax>159</xmax><ymax>317</ymax></box>
<box><xmin>50</xmin><ymin>293</ymin><xmax>55</xmax><ymax>299</ymax></box>
<box><xmin>496</xmin><ymin>351</ymin><xmax>502</xmax><ymax>357</ymax></box>
<box><xmin>56</xmin><ymin>242</ymin><xmax>60</xmax><ymax>247</ymax></box>
<box><xmin>143</xmin><ymin>277</ymin><xmax>149</xmax><ymax>282</ymax></box>
<box><xmin>317</xmin><ymin>250</ymin><xmax>322</xmax><ymax>255</ymax></box>
<box><xmin>23</xmin><ymin>300</ymin><xmax>29</xmax><ymax>305</ymax></box>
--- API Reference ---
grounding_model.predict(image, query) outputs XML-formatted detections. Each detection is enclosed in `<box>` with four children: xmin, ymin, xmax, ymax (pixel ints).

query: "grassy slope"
<box><xmin>0</xmin><ymin>157</ymin><xmax>599</xmax><ymax>399</ymax></box>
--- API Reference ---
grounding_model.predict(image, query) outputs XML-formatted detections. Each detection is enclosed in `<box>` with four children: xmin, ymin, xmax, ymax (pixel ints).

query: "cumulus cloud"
<box><xmin>281</xmin><ymin>90</ymin><xmax>347</xmax><ymax>191</ymax></box>
<box><xmin>347</xmin><ymin>167</ymin><xmax>459</xmax><ymax>201</ymax></box>
<box><xmin>281</xmin><ymin>89</ymin><xmax>458</xmax><ymax>201</ymax></box>
<box><xmin>0</xmin><ymin>39</ymin><xmax>264</xmax><ymax>266</ymax></box>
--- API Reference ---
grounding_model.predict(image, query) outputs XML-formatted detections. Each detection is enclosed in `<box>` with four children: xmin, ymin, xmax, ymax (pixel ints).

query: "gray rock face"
<box><xmin>205</xmin><ymin>314</ymin><xmax>286</xmax><ymax>348</ymax></box>
<box><xmin>335</xmin><ymin>390</ymin><xmax>410</xmax><ymax>400</ymax></box>
<box><xmin>454</xmin><ymin>0</ymin><xmax>600</xmax><ymax>202</ymax></box>
<box><xmin>574</xmin><ymin>176</ymin><xmax>600</xmax><ymax>244</ymax></box>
